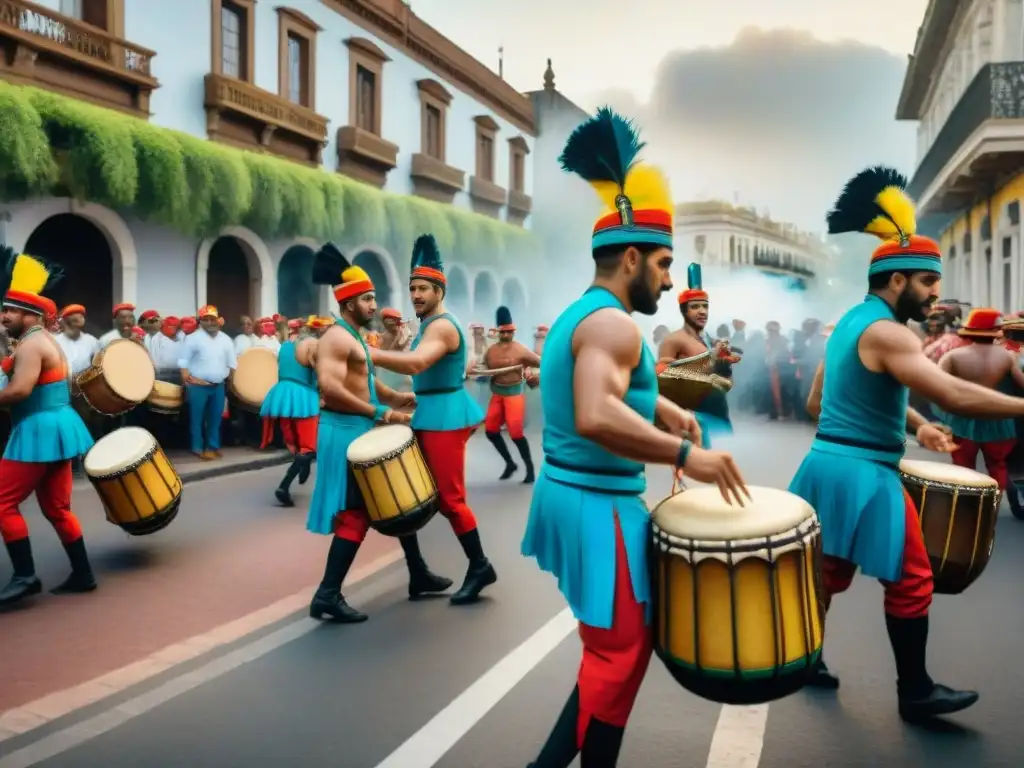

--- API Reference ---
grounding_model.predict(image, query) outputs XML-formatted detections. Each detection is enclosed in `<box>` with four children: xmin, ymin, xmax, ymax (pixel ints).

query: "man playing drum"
<box><xmin>177</xmin><ymin>305</ymin><xmax>237</xmax><ymax>460</ymax></box>
<box><xmin>370</xmin><ymin>234</ymin><xmax>498</xmax><ymax>606</ymax></box>
<box><xmin>479</xmin><ymin>305</ymin><xmax>541</xmax><ymax>483</ymax></box>
<box><xmin>521</xmin><ymin>108</ymin><xmax>748</xmax><ymax>767</ymax></box>
<box><xmin>0</xmin><ymin>254</ymin><xmax>97</xmax><ymax>607</ymax></box>
<box><xmin>307</xmin><ymin>244</ymin><xmax>452</xmax><ymax>622</ymax></box>
<box><xmin>790</xmin><ymin>167</ymin><xmax>1024</xmax><ymax>720</ymax></box>
<box><xmin>98</xmin><ymin>303</ymin><xmax>137</xmax><ymax>350</ymax></box>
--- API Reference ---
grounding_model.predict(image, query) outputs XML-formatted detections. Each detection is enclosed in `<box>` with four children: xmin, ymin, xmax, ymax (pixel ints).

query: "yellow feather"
<box><xmin>868</xmin><ymin>186</ymin><xmax>917</xmax><ymax>240</ymax></box>
<box><xmin>341</xmin><ymin>266</ymin><xmax>371</xmax><ymax>284</ymax></box>
<box><xmin>591</xmin><ymin>164</ymin><xmax>673</xmax><ymax>217</ymax></box>
<box><xmin>9</xmin><ymin>254</ymin><xmax>50</xmax><ymax>295</ymax></box>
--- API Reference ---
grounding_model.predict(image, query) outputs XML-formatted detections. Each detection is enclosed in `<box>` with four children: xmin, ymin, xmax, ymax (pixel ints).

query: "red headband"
<box><xmin>113</xmin><ymin>302</ymin><xmax>135</xmax><ymax>317</ymax></box>
<box><xmin>411</xmin><ymin>266</ymin><xmax>447</xmax><ymax>286</ymax></box>
<box><xmin>61</xmin><ymin>304</ymin><xmax>86</xmax><ymax>319</ymax></box>
<box><xmin>678</xmin><ymin>289</ymin><xmax>709</xmax><ymax>305</ymax></box>
<box><xmin>334</xmin><ymin>279</ymin><xmax>374</xmax><ymax>303</ymax></box>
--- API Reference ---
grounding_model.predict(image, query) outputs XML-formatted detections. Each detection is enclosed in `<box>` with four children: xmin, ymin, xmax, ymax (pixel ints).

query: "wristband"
<box><xmin>675</xmin><ymin>439</ymin><xmax>693</xmax><ymax>470</ymax></box>
<box><xmin>373</xmin><ymin>405</ymin><xmax>389</xmax><ymax>422</ymax></box>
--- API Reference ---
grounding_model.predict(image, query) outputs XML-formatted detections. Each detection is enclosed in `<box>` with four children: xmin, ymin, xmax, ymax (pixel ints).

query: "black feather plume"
<box><xmin>826</xmin><ymin>166</ymin><xmax>908</xmax><ymax>235</ymax></box>
<box><xmin>312</xmin><ymin>242</ymin><xmax>350</xmax><ymax>285</ymax></box>
<box><xmin>495</xmin><ymin>305</ymin><xmax>512</xmax><ymax>327</ymax></box>
<box><xmin>558</xmin><ymin>107</ymin><xmax>645</xmax><ymax>188</ymax></box>
<box><xmin>411</xmin><ymin>234</ymin><xmax>443</xmax><ymax>273</ymax></box>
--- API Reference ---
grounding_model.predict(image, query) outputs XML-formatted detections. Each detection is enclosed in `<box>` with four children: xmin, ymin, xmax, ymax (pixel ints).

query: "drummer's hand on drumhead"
<box><xmin>681</xmin><ymin>447</ymin><xmax>750</xmax><ymax>506</ymax></box>
<box><xmin>389</xmin><ymin>410</ymin><xmax>412</xmax><ymax>425</ymax></box>
<box><xmin>916</xmin><ymin>423</ymin><xmax>958</xmax><ymax>453</ymax></box>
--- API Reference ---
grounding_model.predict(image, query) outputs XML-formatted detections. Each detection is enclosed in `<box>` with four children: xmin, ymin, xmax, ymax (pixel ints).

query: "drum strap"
<box><xmin>815</xmin><ymin>432</ymin><xmax>905</xmax><ymax>454</ymax></box>
<box><xmin>545</xmin><ymin>456</ymin><xmax>641</xmax><ymax>478</ymax></box>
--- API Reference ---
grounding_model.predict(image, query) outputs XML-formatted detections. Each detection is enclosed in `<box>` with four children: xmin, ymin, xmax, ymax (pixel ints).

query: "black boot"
<box><xmin>297</xmin><ymin>452</ymin><xmax>314</xmax><ymax>485</ymax></box>
<box><xmin>274</xmin><ymin>457</ymin><xmax>304</xmax><ymax>507</ymax></box>
<box><xmin>51</xmin><ymin>537</ymin><xmax>97</xmax><ymax>594</ymax></box>
<box><xmin>485</xmin><ymin>431</ymin><xmax>517</xmax><ymax>480</ymax></box>
<box><xmin>805</xmin><ymin>655</ymin><xmax>840</xmax><ymax>689</ymax></box>
<box><xmin>885</xmin><ymin>614</ymin><xmax>978</xmax><ymax>720</ymax></box>
<box><xmin>450</xmin><ymin>528</ymin><xmax>497</xmax><ymax>605</ymax></box>
<box><xmin>527</xmin><ymin>685</ymin><xmax>581</xmax><ymax>768</ymax></box>
<box><xmin>0</xmin><ymin>538</ymin><xmax>42</xmax><ymax>607</ymax></box>
<box><xmin>580</xmin><ymin>718</ymin><xmax>625</xmax><ymax>767</ymax></box>
<box><xmin>309</xmin><ymin>537</ymin><xmax>368</xmax><ymax>623</ymax></box>
<box><xmin>513</xmin><ymin>437</ymin><xmax>535</xmax><ymax>484</ymax></box>
<box><xmin>400</xmin><ymin>535</ymin><xmax>453</xmax><ymax>599</ymax></box>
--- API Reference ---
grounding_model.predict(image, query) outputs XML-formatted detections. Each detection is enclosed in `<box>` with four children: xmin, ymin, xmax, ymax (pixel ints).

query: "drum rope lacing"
<box><xmin>354</xmin><ymin>438</ymin><xmax>434</xmax><ymax>525</ymax></box>
<box><xmin>349</xmin><ymin>437</ymin><xmax>415</xmax><ymax>469</ymax></box>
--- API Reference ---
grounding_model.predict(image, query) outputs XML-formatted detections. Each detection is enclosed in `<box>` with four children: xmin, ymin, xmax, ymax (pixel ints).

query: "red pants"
<box><xmin>484</xmin><ymin>393</ymin><xmax>525</xmax><ymax>440</ymax></box>
<box><xmin>0</xmin><ymin>459</ymin><xmax>82</xmax><ymax>545</ymax></box>
<box><xmin>822</xmin><ymin>489</ymin><xmax>933</xmax><ymax>619</ymax></box>
<box><xmin>261</xmin><ymin>416</ymin><xmax>318</xmax><ymax>453</ymax></box>
<box><xmin>576</xmin><ymin>517</ymin><xmax>653</xmax><ymax>745</ymax></box>
<box><xmin>415</xmin><ymin>428</ymin><xmax>478</xmax><ymax>536</ymax></box>
<box><xmin>951</xmin><ymin>437</ymin><xmax>1017</xmax><ymax>490</ymax></box>
<box><xmin>332</xmin><ymin>506</ymin><xmax>371</xmax><ymax>543</ymax></box>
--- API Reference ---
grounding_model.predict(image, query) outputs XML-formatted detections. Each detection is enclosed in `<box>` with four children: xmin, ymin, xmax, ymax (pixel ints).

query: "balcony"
<box><xmin>506</xmin><ymin>189</ymin><xmax>532</xmax><ymax>227</ymax></box>
<box><xmin>0</xmin><ymin>0</ymin><xmax>158</xmax><ymax>117</ymax></box>
<box><xmin>752</xmin><ymin>253</ymin><xmax>815</xmax><ymax>280</ymax></box>
<box><xmin>468</xmin><ymin>174</ymin><xmax>506</xmax><ymax>219</ymax></box>
<box><xmin>410</xmin><ymin>152</ymin><xmax>464</xmax><ymax>203</ymax></box>
<box><xmin>908</xmin><ymin>62</ymin><xmax>1024</xmax><ymax>214</ymax></box>
<box><xmin>336</xmin><ymin>125</ymin><xmax>398</xmax><ymax>188</ymax></box>
<box><xmin>204</xmin><ymin>73</ymin><xmax>329</xmax><ymax>166</ymax></box>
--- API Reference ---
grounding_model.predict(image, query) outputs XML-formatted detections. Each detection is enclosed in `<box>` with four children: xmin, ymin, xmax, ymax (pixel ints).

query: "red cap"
<box><xmin>61</xmin><ymin>304</ymin><xmax>86</xmax><ymax>319</ymax></box>
<box><xmin>113</xmin><ymin>303</ymin><xmax>136</xmax><ymax>317</ymax></box>
<box><xmin>139</xmin><ymin>309</ymin><xmax>159</xmax><ymax>321</ymax></box>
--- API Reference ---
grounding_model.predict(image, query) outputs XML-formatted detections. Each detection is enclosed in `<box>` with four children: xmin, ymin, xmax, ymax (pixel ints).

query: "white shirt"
<box><xmin>254</xmin><ymin>335</ymin><xmax>281</xmax><ymax>356</ymax></box>
<box><xmin>234</xmin><ymin>333</ymin><xmax>256</xmax><ymax>355</ymax></box>
<box><xmin>98</xmin><ymin>329</ymin><xmax>131</xmax><ymax>350</ymax></box>
<box><xmin>150</xmin><ymin>332</ymin><xmax>184</xmax><ymax>371</ymax></box>
<box><xmin>177</xmin><ymin>330</ymin><xmax>237</xmax><ymax>384</ymax></box>
<box><xmin>56</xmin><ymin>332</ymin><xmax>99</xmax><ymax>376</ymax></box>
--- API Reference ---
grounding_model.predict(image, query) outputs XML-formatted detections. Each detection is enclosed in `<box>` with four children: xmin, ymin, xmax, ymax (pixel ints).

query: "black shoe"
<box><xmin>899</xmin><ymin>683</ymin><xmax>979</xmax><ymax>721</ymax></box>
<box><xmin>805</xmin><ymin>658</ymin><xmax>840</xmax><ymax>689</ymax></box>
<box><xmin>51</xmin><ymin>538</ymin><xmax>97</xmax><ymax>595</ymax></box>
<box><xmin>310</xmin><ymin>537</ymin><xmax>366</xmax><ymax>622</ymax></box>
<box><xmin>451</xmin><ymin>529</ymin><xmax>497</xmax><ymax>604</ymax></box>
<box><xmin>309</xmin><ymin>586</ymin><xmax>368</xmax><ymax>623</ymax></box>
<box><xmin>513</xmin><ymin>437</ymin><xmax>535</xmax><ymax>484</ymax></box>
<box><xmin>400</xmin><ymin>534</ymin><xmax>453</xmax><ymax>599</ymax></box>
<box><xmin>486</xmin><ymin>431</ymin><xmax>518</xmax><ymax>480</ymax></box>
<box><xmin>580</xmin><ymin>718</ymin><xmax>624</xmax><ymax>767</ymax></box>
<box><xmin>275</xmin><ymin>487</ymin><xmax>295</xmax><ymax>507</ymax></box>
<box><xmin>500</xmin><ymin>462</ymin><xmax>518</xmax><ymax>481</ymax></box>
<box><xmin>528</xmin><ymin>686</ymin><xmax>581</xmax><ymax>768</ymax></box>
<box><xmin>0</xmin><ymin>538</ymin><xmax>42</xmax><ymax>607</ymax></box>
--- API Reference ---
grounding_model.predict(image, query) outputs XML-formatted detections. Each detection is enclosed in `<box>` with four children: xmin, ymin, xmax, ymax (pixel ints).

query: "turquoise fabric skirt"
<box><xmin>411</xmin><ymin>389</ymin><xmax>484</xmax><ymax>432</ymax></box>
<box><xmin>788</xmin><ymin>446</ymin><xmax>906</xmax><ymax>582</ymax></box>
<box><xmin>521</xmin><ymin>467</ymin><xmax>651</xmax><ymax>630</ymax></box>
<box><xmin>935</xmin><ymin>409</ymin><xmax>1016</xmax><ymax>442</ymax></box>
<box><xmin>306</xmin><ymin>410</ymin><xmax>375</xmax><ymax>535</ymax></box>
<box><xmin>259</xmin><ymin>380</ymin><xmax>319</xmax><ymax>420</ymax></box>
<box><xmin>5</xmin><ymin>405</ymin><xmax>94</xmax><ymax>463</ymax></box>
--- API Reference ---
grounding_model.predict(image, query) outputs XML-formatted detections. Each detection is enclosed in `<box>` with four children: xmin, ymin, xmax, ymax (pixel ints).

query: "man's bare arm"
<box><xmin>374</xmin><ymin>378</ymin><xmax>410</xmax><ymax>408</ymax></box>
<box><xmin>371</xmin><ymin>319</ymin><xmax>456</xmax><ymax>375</ymax></box>
<box><xmin>657</xmin><ymin>336</ymin><xmax>683</xmax><ymax>367</ymax></box>
<box><xmin>906</xmin><ymin>407</ymin><xmax>929</xmax><ymax>433</ymax></box>
<box><xmin>317</xmin><ymin>332</ymin><xmax>377</xmax><ymax>418</ymax></box>
<box><xmin>515</xmin><ymin>342</ymin><xmax>541</xmax><ymax>367</ymax></box>
<box><xmin>865</xmin><ymin>324</ymin><xmax>1024</xmax><ymax>417</ymax></box>
<box><xmin>574</xmin><ymin>310</ymin><xmax>685</xmax><ymax>465</ymax></box>
<box><xmin>0</xmin><ymin>340</ymin><xmax>42</xmax><ymax>405</ymax></box>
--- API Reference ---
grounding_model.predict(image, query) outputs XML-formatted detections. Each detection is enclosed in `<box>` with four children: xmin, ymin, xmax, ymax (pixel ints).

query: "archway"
<box><xmin>500</xmin><ymin>277</ymin><xmax>527</xmax><ymax>326</ymax></box>
<box><xmin>23</xmin><ymin>214</ymin><xmax>113</xmax><ymax>337</ymax></box>
<box><xmin>473</xmin><ymin>270</ymin><xmax>498</xmax><ymax>326</ymax></box>
<box><xmin>447</xmin><ymin>265</ymin><xmax>471</xmax><ymax>322</ymax></box>
<box><xmin>354</xmin><ymin>250</ymin><xmax>393</xmax><ymax>311</ymax></box>
<box><xmin>277</xmin><ymin>245</ymin><xmax>317</xmax><ymax>320</ymax></box>
<box><xmin>207</xmin><ymin>237</ymin><xmax>254</xmax><ymax>335</ymax></box>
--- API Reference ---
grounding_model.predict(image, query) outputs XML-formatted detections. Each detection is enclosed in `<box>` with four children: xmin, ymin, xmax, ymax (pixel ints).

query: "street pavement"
<box><xmin>1</xmin><ymin>420</ymin><xmax>1022</xmax><ymax>768</ymax></box>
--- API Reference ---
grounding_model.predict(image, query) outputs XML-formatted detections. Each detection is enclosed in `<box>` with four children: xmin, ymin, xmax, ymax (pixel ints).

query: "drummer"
<box><xmin>56</xmin><ymin>305</ymin><xmax>99</xmax><ymax>379</ymax></box>
<box><xmin>98</xmin><ymin>303</ymin><xmax>136</xmax><ymax>350</ymax></box>
<box><xmin>177</xmin><ymin>305</ymin><xmax>237</xmax><ymax>460</ymax></box>
<box><xmin>935</xmin><ymin>308</ymin><xmax>1024</xmax><ymax>490</ymax></box>
<box><xmin>370</xmin><ymin>234</ymin><xmax>498</xmax><ymax>606</ymax></box>
<box><xmin>789</xmin><ymin>166</ymin><xmax>1024</xmax><ymax>720</ymax></box>
<box><xmin>307</xmin><ymin>243</ymin><xmax>451</xmax><ymax>622</ymax></box>
<box><xmin>520</xmin><ymin>108</ymin><xmax>746</xmax><ymax>766</ymax></box>
<box><xmin>0</xmin><ymin>253</ymin><xmax>97</xmax><ymax>607</ymax></box>
<box><xmin>480</xmin><ymin>305</ymin><xmax>541</xmax><ymax>483</ymax></box>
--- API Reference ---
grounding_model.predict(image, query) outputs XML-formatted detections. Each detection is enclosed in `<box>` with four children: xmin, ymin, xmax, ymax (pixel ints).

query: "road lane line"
<box><xmin>373</xmin><ymin>608</ymin><xmax>577</xmax><ymax>768</ymax></box>
<box><xmin>705</xmin><ymin>704</ymin><xmax>770</xmax><ymax>768</ymax></box>
<box><xmin>0</xmin><ymin>548</ymin><xmax>403</xmax><ymax>746</ymax></box>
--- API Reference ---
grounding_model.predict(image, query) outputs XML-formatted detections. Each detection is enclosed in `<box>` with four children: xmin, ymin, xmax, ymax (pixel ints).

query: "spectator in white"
<box><xmin>150</xmin><ymin>315</ymin><xmax>185</xmax><ymax>381</ymax></box>
<box><xmin>234</xmin><ymin>315</ymin><xmax>256</xmax><ymax>355</ymax></box>
<box><xmin>55</xmin><ymin>304</ymin><xmax>98</xmax><ymax>378</ymax></box>
<box><xmin>137</xmin><ymin>309</ymin><xmax>161</xmax><ymax>351</ymax></box>
<box><xmin>255</xmin><ymin>319</ymin><xmax>281</xmax><ymax>355</ymax></box>
<box><xmin>98</xmin><ymin>303</ymin><xmax>136</xmax><ymax>349</ymax></box>
<box><xmin>178</xmin><ymin>305</ymin><xmax>237</xmax><ymax>460</ymax></box>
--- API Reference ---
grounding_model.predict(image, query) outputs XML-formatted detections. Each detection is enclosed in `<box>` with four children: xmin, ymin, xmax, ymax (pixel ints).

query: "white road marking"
<box><xmin>705</xmin><ymin>704</ymin><xmax>770</xmax><ymax>768</ymax></box>
<box><xmin>373</xmin><ymin>608</ymin><xmax>577</xmax><ymax>768</ymax></box>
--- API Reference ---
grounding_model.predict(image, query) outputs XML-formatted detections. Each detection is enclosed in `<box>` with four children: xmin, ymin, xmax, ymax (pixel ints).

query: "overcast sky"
<box><xmin>409</xmin><ymin>0</ymin><xmax>931</xmax><ymax>233</ymax></box>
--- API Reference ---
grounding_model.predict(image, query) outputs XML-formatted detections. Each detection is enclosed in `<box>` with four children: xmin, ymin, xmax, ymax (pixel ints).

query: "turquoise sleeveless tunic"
<box><xmin>788</xmin><ymin>294</ymin><xmax>909</xmax><ymax>581</ymax></box>
<box><xmin>521</xmin><ymin>287</ymin><xmax>658</xmax><ymax>629</ymax></box>
<box><xmin>4</xmin><ymin>364</ymin><xmax>94</xmax><ymax>463</ymax></box>
<box><xmin>259</xmin><ymin>340</ymin><xmax>320</xmax><ymax>420</ymax></box>
<box><xmin>306</xmin><ymin>320</ymin><xmax>380</xmax><ymax>536</ymax></box>
<box><xmin>410</xmin><ymin>313</ymin><xmax>484</xmax><ymax>432</ymax></box>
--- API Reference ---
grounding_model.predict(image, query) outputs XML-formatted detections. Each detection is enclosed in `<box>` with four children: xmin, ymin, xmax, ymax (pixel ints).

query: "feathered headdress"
<box><xmin>312</xmin><ymin>242</ymin><xmax>374</xmax><ymax>303</ymax></box>
<box><xmin>678</xmin><ymin>262</ymin><xmax>708</xmax><ymax>306</ymax></box>
<box><xmin>826</xmin><ymin>166</ymin><xmax>941</xmax><ymax>277</ymax></box>
<box><xmin>410</xmin><ymin>234</ymin><xmax>446</xmax><ymax>289</ymax></box>
<box><xmin>3</xmin><ymin>249</ymin><xmax>61</xmax><ymax>317</ymax></box>
<box><xmin>495</xmin><ymin>305</ymin><xmax>514</xmax><ymax>331</ymax></box>
<box><xmin>559</xmin><ymin>107</ymin><xmax>673</xmax><ymax>253</ymax></box>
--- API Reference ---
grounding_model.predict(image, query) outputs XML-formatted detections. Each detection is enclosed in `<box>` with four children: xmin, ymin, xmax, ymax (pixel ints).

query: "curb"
<box><xmin>178</xmin><ymin>452</ymin><xmax>292</xmax><ymax>485</ymax></box>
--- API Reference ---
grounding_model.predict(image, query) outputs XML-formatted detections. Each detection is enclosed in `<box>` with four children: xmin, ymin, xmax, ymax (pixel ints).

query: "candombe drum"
<box><xmin>230</xmin><ymin>347</ymin><xmax>279</xmax><ymax>412</ymax></box>
<box><xmin>346</xmin><ymin>424</ymin><xmax>439</xmax><ymax>536</ymax></box>
<box><xmin>76</xmin><ymin>339</ymin><xmax>156</xmax><ymax>416</ymax></box>
<box><xmin>899</xmin><ymin>459</ymin><xmax>1001</xmax><ymax>594</ymax></box>
<box><xmin>651</xmin><ymin>486</ymin><xmax>824</xmax><ymax>705</ymax></box>
<box><xmin>84</xmin><ymin>427</ymin><xmax>183</xmax><ymax>536</ymax></box>
<box><xmin>147</xmin><ymin>380</ymin><xmax>184</xmax><ymax>415</ymax></box>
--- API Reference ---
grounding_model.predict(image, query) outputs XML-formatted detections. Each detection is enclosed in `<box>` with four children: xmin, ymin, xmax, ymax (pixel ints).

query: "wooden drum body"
<box><xmin>899</xmin><ymin>459</ymin><xmax>1000</xmax><ymax>595</ymax></box>
<box><xmin>231</xmin><ymin>347</ymin><xmax>278</xmax><ymax>412</ymax></box>
<box><xmin>147</xmin><ymin>381</ymin><xmax>184</xmax><ymax>415</ymax></box>
<box><xmin>347</xmin><ymin>424</ymin><xmax>439</xmax><ymax>537</ymax></box>
<box><xmin>651</xmin><ymin>486</ymin><xmax>824</xmax><ymax>705</ymax></box>
<box><xmin>658</xmin><ymin>351</ymin><xmax>730</xmax><ymax>412</ymax></box>
<box><xmin>84</xmin><ymin>427</ymin><xmax>183</xmax><ymax>536</ymax></box>
<box><xmin>77</xmin><ymin>340</ymin><xmax>156</xmax><ymax>416</ymax></box>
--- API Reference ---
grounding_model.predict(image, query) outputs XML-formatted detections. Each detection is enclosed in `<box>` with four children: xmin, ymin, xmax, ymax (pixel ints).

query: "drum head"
<box><xmin>152</xmin><ymin>381</ymin><xmax>183</xmax><ymax>397</ymax></box>
<box><xmin>347</xmin><ymin>424</ymin><xmax>414</xmax><ymax>462</ymax></box>
<box><xmin>900</xmin><ymin>459</ymin><xmax>998</xmax><ymax>488</ymax></box>
<box><xmin>653</xmin><ymin>486</ymin><xmax>815</xmax><ymax>540</ymax></box>
<box><xmin>84</xmin><ymin>426</ymin><xmax>157</xmax><ymax>476</ymax></box>
<box><xmin>233</xmin><ymin>348</ymin><xmax>279</xmax><ymax>404</ymax></box>
<box><xmin>103</xmin><ymin>340</ymin><xmax>156</xmax><ymax>401</ymax></box>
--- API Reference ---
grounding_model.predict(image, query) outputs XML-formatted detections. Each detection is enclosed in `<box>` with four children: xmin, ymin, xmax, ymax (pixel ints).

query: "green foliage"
<box><xmin>0</xmin><ymin>81</ymin><xmax>537</xmax><ymax>267</ymax></box>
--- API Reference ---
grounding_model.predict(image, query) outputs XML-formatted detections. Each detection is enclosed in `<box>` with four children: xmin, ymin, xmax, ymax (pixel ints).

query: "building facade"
<box><xmin>0</xmin><ymin>0</ymin><xmax>538</xmax><ymax>333</ymax></box>
<box><xmin>673</xmin><ymin>201</ymin><xmax>829</xmax><ymax>291</ymax></box>
<box><xmin>897</xmin><ymin>0</ymin><xmax>1024</xmax><ymax>312</ymax></box>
